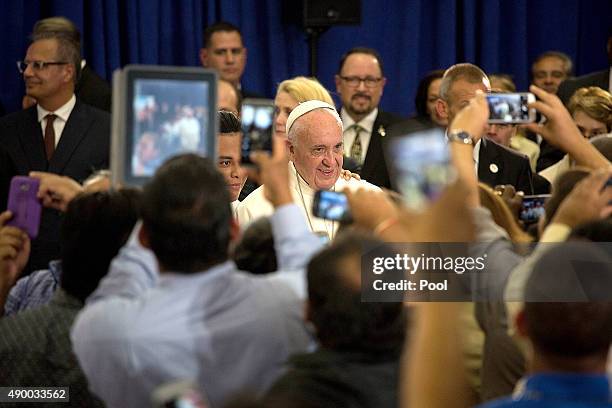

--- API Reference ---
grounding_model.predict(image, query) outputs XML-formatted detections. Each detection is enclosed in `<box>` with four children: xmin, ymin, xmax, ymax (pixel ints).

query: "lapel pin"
<box><xmin>378</xmin><ymin>125</ymin><xmax>386</xmax><ymax>137</ymax></box>
<box><xmin>489</xmin><ymin>163</ymin><xmax>499</xmax><ymax>174</ymax></box>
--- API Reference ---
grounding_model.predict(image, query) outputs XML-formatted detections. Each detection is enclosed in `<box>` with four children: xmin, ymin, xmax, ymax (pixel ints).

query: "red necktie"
<box><xmin>44</xmin><ymin>114</ymin><xmax>57</xmax><ymax>161</ymax></box>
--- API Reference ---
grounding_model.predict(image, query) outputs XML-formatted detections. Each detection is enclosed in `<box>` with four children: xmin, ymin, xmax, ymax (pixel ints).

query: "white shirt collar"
<box><xmin>340</xmin><ymin>107</ymin><xmax>378</xmax><ymax>134</ymax></box>
<box><xmin>37</xmin><ymin>94</ymin><xmax>76</xmax><ymax>123</ymax></box>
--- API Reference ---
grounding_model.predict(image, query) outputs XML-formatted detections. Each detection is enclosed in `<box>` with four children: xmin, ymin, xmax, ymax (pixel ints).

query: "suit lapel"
<box><xmin>361</xmin><ymin>114</ymin><xmax>385</xmax><ymax>176</ymax></box>
<box><xmin>19</xmin><ymin>107</ymin><xmax>48</xmax><ymax>171</ymax></box>
<box><xmin>48</xmin><ymin>101</ymin><xmax>91</xmax><ymax>173</ymax></box>
<box><xmin>478</xmin><ymin>138</ymin><xmax>501</xmax><ymax>186</ymax></box>
<box><xmin>361</xmin><ymin>109</ymin><xmax>387</xmax><ymax>174</ymax></box>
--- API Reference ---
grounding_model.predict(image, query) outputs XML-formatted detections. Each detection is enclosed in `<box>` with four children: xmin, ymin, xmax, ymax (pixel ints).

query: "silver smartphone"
<box><xmin>487</xmin><ymin>92</ymin><xmax>536</xmax><ymax>124</ymax></box>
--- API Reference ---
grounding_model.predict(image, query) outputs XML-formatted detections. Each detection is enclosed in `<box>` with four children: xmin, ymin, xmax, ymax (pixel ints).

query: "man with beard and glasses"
<box><xmin>335</xmin><ymin>47</ymin><xmax>404</xmax><ymax>188</ymax></box>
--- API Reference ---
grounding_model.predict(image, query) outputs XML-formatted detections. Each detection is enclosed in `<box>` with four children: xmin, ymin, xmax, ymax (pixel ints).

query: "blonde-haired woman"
<box><xmin>274</xmin><ymin>76</ymin><xmax>335</xmax><ymax>138</ymax></box>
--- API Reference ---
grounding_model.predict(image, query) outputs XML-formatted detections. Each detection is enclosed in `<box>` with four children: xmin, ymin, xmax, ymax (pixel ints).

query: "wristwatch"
<box><xmin>448</xmin><ymin>130</ymin><xmax>474</xmax><ymax>145</ymax></box>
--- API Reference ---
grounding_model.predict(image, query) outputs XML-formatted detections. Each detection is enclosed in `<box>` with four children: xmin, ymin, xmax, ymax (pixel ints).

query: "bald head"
<box><xmin>218</xmin><ymin>79</ymin><xmax>239</xmax><ymax>114</ymax></box>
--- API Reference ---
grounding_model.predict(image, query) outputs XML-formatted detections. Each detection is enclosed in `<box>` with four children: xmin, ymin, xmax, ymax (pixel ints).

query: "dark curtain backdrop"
<box><xmin>0</xmin><ymin>0</ymin><xmax>610</xmax><ymax>115</ymax></box>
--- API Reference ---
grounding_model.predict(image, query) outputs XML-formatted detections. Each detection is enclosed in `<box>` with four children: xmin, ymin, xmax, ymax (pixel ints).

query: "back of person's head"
<box><xmin>307</xmin><ymin>231</ymin><xmax>406</xmax><ymax>354</ymax></box>
<box><xmin>523</xmin><ymin>242</ymin><xmax>612</xmax><ymax>364</ymax></box>
<box><xmin>478</xmin><ymin>183</ymin><xmax>532</xmax><ymax>243</ymax></box>
<box><xmin>568</xmin><ymin>87</ymin><xmax>612</xmax><ymax>133</ymax></box>
<box><xmin>414</xmin><ymin>69</ymin><xmax>445</xmax><ymax>117</ymax></box>
<box><xmin>276</xmin><ymin>76</ymin><xmax>334</xmax><ymax>106</ymax></box>
<box><xmin>141</xmin><ymin>154</ymin><xmax>232</xmax><ymax>273</ymax></box>
<box><xmin>203</xmin><ymin>21</ymin><xmax>242</xmax><ymax>47</ymax></box>
<box><xmin>33</xmin><ymin>16</ymin><xmax>81</xmax><ymax>45</ymax></box>
<box><xmin>439</xmin><ymin>63</ymin><xmax>489</xmax><ymax>101</ymax></box>
<box><xmin>543</xmin><ymin>168</ymin><xmax>590</xmax><ymax>228</ymax></box>
<box><xmin>60</xmin><ymin>189</ymin><xmax>141</xmax><ymax>302</ymax></box>
<box><xmin>570</xmin><ymin>219</ymin><xmax>612</xmax><ymax>242</ymax></box>
<box><xmin>30</xmin><ymin>17</ymin><xmax>82</xmax><ymax>83</ymax></box>
<box><xmin>219</xmin><ymin>110</ymin><xmax>241</xmax><ymax>134</ymax></box>
<box><xmin>232</xmin><ymin>217</ymin><xmax>277</xmax><ymax>275</ymax></box>
<box><xmin>489</xmin><ymin>74</ymin><xmax>516</xmax><ymax>92</ymax></box>
<box><xmin>590</xmin><ymin>133</ymin><xmax>612</xmax><ymax>160</ymax></box>
<box><xmin>337</xmin><ymin>46</ymin><xmax>385</xmax><ymax>76</ymax></box>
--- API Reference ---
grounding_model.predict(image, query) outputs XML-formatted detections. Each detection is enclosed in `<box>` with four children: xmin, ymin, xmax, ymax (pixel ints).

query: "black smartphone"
<box><xmin>519</xmin><ymin>194</ymin><xmax>550</xmax><ymax>224</ymax></box>
<box><xmin>487</xmin><ymin>92</ymin><xmax>536</xmax><ymax>124</ymax></box>
<box><xmin>312</xmin><ymin>190</ymin><xmax>352</xmax><ymax>222</ymax></box>
<box><xmin>240</xmin><ymin>98</ymin><xmax>275</xmax><ymax>165</ymax></box>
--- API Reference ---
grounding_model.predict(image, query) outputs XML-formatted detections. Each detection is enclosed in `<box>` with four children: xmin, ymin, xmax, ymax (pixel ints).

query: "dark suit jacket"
<box><xmin>478</xmin><ymin>138</ymin><xmax>536</xmax><ymax>195</ymax></box>
<box><xmin>76</xmin><ymin>65</ymin><xmax>112</xmax><ymax>113</ymax></box>
<box><xmin>241</xmin><ymin>89</ymin><xmax>266</xmax><ymax>99</ymax></box>
<box><xmin>0</xmin><ymin>100</ymin><xmax>110</xmax><ymax>272</ymax></box>
<box><xmin>386</xmin><ymin>115</ymin><xmax>437</xmax><ymax>137</ymax></box>
<box><xmin>352</xmin><ymin>110</ymin><xmax>404</xmax><ymax>188</ymax></box>
<box><xmin>557</xmin><ymin>69</ymin><xmax>610</xmax><ymax>106</ymax></box>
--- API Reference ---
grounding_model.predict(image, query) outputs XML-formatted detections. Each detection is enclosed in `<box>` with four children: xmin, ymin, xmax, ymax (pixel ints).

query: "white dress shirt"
<box><xmin>72</xmin><ymin>205</ymin><xmax>323</xmax><ymax>408</ymax></box>
<box><xmin>37</xmin><ymin>94</ymin><xmax>76</xmax><ymax>147</ymax></box>
<box><xmin>341</xmin><ymin>107</ymin><xmax>378</xmax><ymax>164</ymax></box>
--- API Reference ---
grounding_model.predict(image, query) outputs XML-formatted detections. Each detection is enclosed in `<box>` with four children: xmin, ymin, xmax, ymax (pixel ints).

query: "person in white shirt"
<box><xmin>237</xmin><ymin>100</ymin><xmax>379</xmax><ymax>240</ymax></box>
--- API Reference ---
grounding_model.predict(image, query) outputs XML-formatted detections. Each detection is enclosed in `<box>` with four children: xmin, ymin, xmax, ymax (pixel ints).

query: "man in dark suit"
<box><xmin>436</xmin><ymin>63</ymin><xmax>539</xmax><ymax>195</ymax></box>
<box><xmin>200</xmin><ymin>22</ymin><xmax>262</xmax><ymax>99</ymax></box>
<box><xmin>335</xmin><ymin>47</ymin><xmax>403</xmax><ymax>188</ymax></box>
<box><xmin>22</xmin><ymin>17</ymin><xmax>112</xmax><ymax>113</ymax></box>
<box><xmin>557</xmin><ymin>34</ymin><xmax>612</xmax><ymax>106</ymax></box>
<box><xmin>0</xmin><ymin>31</ymin><xmax>110</xmax><ymax>273</ymax></box>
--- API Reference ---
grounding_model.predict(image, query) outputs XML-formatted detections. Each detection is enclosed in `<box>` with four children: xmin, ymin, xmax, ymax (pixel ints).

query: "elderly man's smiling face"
<box><xmin>288</xmin><ymin>109</ymin><xmax>344</xmax><ymax>190</ymax></box>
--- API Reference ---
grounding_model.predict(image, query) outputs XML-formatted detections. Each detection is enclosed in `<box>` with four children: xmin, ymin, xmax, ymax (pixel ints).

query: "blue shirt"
<box><xmin>71</xmin><ymin>204</ymin><xmax>323</xmax><ymax>408</ymax></box>
<box><xmin>4</xmin><ymin>260</ymin><xmax>62</xmax><ymax>316</ymax></box>
<box><xmin>479</xmin><ymin>373</ymin><xmax>612</xmax><ymax>407</ymax></box>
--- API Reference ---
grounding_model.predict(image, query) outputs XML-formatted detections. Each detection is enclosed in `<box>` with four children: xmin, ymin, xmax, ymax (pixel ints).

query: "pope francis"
<box><xmin>236</xmin><ymin>100</ymin><xmax>379</xmax><ymax>240</ymax></box>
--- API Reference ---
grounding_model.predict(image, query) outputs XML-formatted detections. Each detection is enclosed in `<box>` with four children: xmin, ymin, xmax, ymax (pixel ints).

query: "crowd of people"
<box><xmin>0</xmin><ymin>15</ymin><xmax>612</xmax><ymax>408</ymax></box>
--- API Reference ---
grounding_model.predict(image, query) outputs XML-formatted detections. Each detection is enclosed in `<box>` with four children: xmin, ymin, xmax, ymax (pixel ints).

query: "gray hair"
<box><xmin>439</xmin><ymin>63</ymin><xmax>490</xmax><ymax>102</ymax></box>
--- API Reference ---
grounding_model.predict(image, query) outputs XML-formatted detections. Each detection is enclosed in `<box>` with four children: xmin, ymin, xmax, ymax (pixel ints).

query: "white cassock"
<box><xmin>231</xmin><ymin>200</ymin><xmax>240</xmax><ymax>219</ymax></box>
<box><xmin>236</xmin><ymin>163</ymin><xmax>380</xmax><ymax>240</ymax></box>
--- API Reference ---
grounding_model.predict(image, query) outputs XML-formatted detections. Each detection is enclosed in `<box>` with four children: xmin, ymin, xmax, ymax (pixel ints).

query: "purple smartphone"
<box><xmin>6</xmin><ymin>176</ymin><xmax>42</xmax><ymax>238</ymax></box>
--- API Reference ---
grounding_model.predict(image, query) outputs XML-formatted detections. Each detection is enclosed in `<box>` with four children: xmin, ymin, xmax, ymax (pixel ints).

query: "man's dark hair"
<box><xmin>570</xmin><ymin>219</ymin><xmax>612</xmax><ymax>242</ymax></box>
<box><xmin>414</xmin><ymin>69</ymin><xmax>445</xmax><ymax>117</ymax></box>
<box><xmin>203</xmin><ymin>21</ymin><xmax>242</xmax><ymax>48</ymax></box>
<box><xmin>31</xmin><ymin>17</ymin><xmax>82</xmax><ymax>83</ymax></box>
<box><xmin>337</xmin><ymin>47</ymin><xmax>385</xmax><ymax>76</ymax></box>
<box><xmin>233</xmin><ymin>217</ymin><xmax>277</xmax><ymax>275</ymax></box>
<box><xmin>543</xmin><ymin>168</ymin><xmax>590</xmax><ymax>227</ymax></box>
<box><xmin>141</xmin><ymin>154</ymin><xmax>231</xmax><ymax>273</ymax></box>
<box><xmin>307</xmin><ymin>231</ymin><xmax>405</xmax><ymax>354</ymax></box>
<box><xmin>524</xmin><ymin>242</ymin><xmax>612</xmax><ymax>359</ymax></box>
<box><xmin>219</xmin><ymin>110</ymin><xmax>241</xmax><ymax>134</ymax></box>
<box><xmin>60</xmin><ymin>189</ymin><xmax>141</xmax><ymax>302</ymax></box>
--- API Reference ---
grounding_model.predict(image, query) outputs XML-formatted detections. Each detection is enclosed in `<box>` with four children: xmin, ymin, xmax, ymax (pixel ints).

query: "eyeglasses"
<box><xmin>17</xmin><ymin>60</ymin><xmax>68</xmax><ymax>74</ymax></box>
<box><xmin>339</xmin><ymin>76</ymin><xmax>383</xmax><ymax>88</ymax></box>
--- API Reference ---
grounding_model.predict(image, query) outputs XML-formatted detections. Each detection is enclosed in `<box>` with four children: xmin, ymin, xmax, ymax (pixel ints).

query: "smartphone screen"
<box><xmin>519</xmin><ymin>194</ymin><xmax>550</xmax><ymax>224</ymax></box>
<box><xmin>6</xmin><ymin>176</ymin><xmax>42</xmax><ymax>238</ymax></box>
<box><xmin>312</xmin><ymin>190</ymin><xmax>352</xmax><ymax>222</ymax></box>
<box><xmin>487</xmin><ymin>93</ymin><xmax>536</xmax><ymax>124</ymax></box>
<box><xmin>385</xmin><ymin>128</ymin><xmax>454</xmax><ymax>210</ymax></box>
<box><xmin>240</xmin><ymin>98</ymin><xmax>275</xmax><ymax>165</ymax></box>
